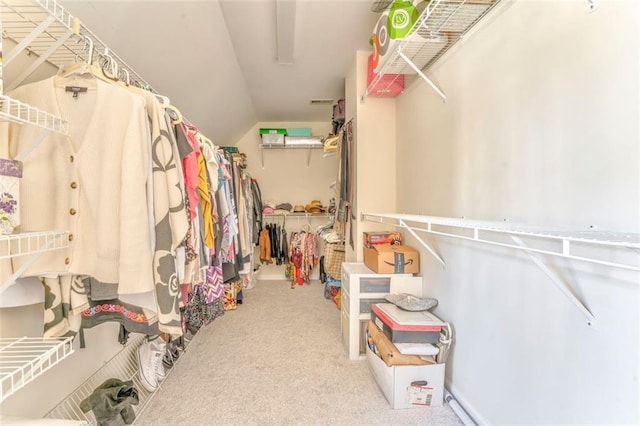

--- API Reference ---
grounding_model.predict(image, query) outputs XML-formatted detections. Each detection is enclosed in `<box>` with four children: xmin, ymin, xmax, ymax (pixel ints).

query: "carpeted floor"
<box><xmin>135</xmin><ymin>280</ymin><xmax>463</xmax><ymax>425</ymax></box>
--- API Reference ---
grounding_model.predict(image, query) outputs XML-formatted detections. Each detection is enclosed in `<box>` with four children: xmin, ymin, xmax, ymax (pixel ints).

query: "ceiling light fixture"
<box><xmin>276</xmin><ymin>0</ymin><xmax>296</xmax><ymax>65</ymax></box>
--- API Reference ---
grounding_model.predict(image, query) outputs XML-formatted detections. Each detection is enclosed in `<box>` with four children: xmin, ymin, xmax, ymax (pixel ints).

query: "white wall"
<box><xmin>391</xmin><ymin>0</ymin><xmax>639</xmax><ymax>424</ymax></box>
<box><xmin>345</xmin><ymin>51</ymin><xmax>398</xmax><ymax>262</ymax></box>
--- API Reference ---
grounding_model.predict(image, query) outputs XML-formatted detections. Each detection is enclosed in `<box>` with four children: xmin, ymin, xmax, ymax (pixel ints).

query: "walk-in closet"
<box><xmin>1</xmin><ymin>1</ymin><xmax>638</xmax><ymax>425</ymax></box>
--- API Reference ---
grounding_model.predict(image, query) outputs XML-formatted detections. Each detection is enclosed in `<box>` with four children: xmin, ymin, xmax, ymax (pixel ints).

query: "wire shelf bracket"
<box><xmin>0</xmin><ymin>231</ymin><xmax>70</xmax><ymax>293</ymax></box>
<box><xmin>0</xmin><ymin>336</ymin><xmax>75</xmax><ymax>404</ymax></box>
<box><xmin>361</xmin><ymin>213</ymin><xmax>640</xmax><ymax>325</ymax></box>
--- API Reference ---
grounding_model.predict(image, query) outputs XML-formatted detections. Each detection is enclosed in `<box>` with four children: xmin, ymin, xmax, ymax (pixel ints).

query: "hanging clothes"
<box><xmin>1</xmin><ymin>73</ymin><xmax>155</xmax><ymax>294</ymax></box>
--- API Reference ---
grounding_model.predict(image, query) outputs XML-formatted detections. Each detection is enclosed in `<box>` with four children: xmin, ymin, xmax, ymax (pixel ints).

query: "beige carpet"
<box><xmin>135</xmin><ymin>280</ymin><xmax>463</xmax><ymax>426</ymax></box>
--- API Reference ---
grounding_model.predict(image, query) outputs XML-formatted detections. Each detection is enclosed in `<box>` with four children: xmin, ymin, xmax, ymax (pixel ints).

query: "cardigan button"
<box><xmin>68</xmin><ymin>233</ymin><xmax>74</xmax><ymax>241</ymax></box>
<box><xmin>69</xmin><ymin>208</ymin><xmax>77</xmax><ymax>215</ymax></box>
<box><xmin>69</xmin><ymin>155</ymin><xmax>75</xmax><ymax>163</ymax></box>
<box><xmin>70</xmin><ymin>182</ymin><xmax>78</xmax><ymax>189</ymax></box>
<box><xmin>64</xmin><ymin>257</ymin><xmax>70</xmax><ymax>265</ymax></box>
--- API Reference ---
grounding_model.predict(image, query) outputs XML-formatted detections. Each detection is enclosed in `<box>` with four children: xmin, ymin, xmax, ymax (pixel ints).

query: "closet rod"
<box><xmin>2</xmin><ymin>0</ymin><xmax>157</xmax><ymax>93</ymax></box>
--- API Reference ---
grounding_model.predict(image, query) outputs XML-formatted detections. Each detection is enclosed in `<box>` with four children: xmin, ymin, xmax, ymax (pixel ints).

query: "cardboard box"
<box><xmin>364</xmin><ymin>245</ymin><xmax>419</xmax><ymax>274</ymax></box>
<box><xmin>366</xmin><ymin>321</ymin><xmax>433</xmax><ymax>367</ymax></box>
<box><xmin>363</xmin><ymin>231</ymin><xmax>403</xmax><ymax>249</ymax></box>
<box><xmin>366</xmin><ymin>322</ymin><xmax>444</xmax><ymax>409</ymax></box>
<box><xmin>371</xmin><ymin>303</ymin><xmax>444</xmax><ymax>344</ymax></box>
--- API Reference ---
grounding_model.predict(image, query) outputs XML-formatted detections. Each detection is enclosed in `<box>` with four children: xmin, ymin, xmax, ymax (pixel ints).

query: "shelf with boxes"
<box><xmin>258</xmin><ymin>127</ymin><xmax>325</xmax><ymax>167</ymax></box>
<box><xmin>361</xmin><ymin>212</ymin><xmax>640</xmax><ymax>325</ymax></box>
<box><xmin>364</xmin><ymin>0</ymin><xmax>502</xmax><ymax>101</ymax></box>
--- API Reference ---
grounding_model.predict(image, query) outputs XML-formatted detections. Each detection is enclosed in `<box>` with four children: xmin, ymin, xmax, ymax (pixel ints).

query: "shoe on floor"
<box><xmin>149</xmin><ymin>338</ymin><xmax>167</xmax><ymax>383</ymax></box>
<box><xmin>162</xmin><ymin>339</ymin><xmax>180</xmax><ymax>370</ymax></box>
<box><xmin>137</xmin><ymin>340</ymin><xmax>160</xmax><ymax>392</ymax></box>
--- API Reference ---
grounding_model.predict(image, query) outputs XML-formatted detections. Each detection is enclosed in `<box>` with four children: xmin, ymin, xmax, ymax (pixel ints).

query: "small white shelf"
<box><xmin>0</xmin><ymin>336</ymin><xmax>75</xmax><ymax>404</ymax></box>
<box><xmin>259</xmin><ymin>139</ymin><xmax>326</xmax><ymax>167</ymax></box>
<box><xmin>0</xmin><ymin>231</ymin><xmax>70</xmax><ymax>293</ymax></box>
<box><xmin>0</xmin><ymin>231</ymin><xmax>70</xmax><ymax>260</ymax></box>
<box><xmin>0</xmin><ymin>95</ymin><xmax>69</xmax><ymax>135</ymax></box>
<box><xmin>259</xmin><ymin>143</ymin><xmax>323</xmax><ymax>149</ymax></box>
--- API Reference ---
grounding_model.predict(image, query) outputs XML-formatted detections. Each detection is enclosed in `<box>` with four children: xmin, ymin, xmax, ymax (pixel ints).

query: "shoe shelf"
<box><xmin>361</xmin><ymin>213</ymin><xmax>640</xmax><ymax>325</ymax></box>
<box><xmin>0</xmin><ymin>231</ymin><xmax>70</xmax><ymax>294</ymax></box>
<box><xmin>45</xmin><ymin>334</ymin><xmax>186</xmax><ymax>425</ymax></box>
<box><xmin>45</xmin><ymin>334</ymin><xmax>146</xmax><ymax>425</ymax></box>
<box><xmin>0</xmin><ymin>336</ymin><xmax>75</xmax><ymax>404</ymax></box>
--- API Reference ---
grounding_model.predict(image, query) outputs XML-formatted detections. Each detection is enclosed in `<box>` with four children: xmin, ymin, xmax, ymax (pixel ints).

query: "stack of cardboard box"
<box><xmin>362</xmin><ymin>231</ymin><xmax>419</xmax><ymax>274</ymax></box>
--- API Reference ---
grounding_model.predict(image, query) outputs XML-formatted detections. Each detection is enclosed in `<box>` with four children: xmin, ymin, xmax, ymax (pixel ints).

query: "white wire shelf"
<box><xmin>0</xmin><ymin>231</ymin><xmax>70</xmax><ymax>292</ymax></box>
<box><xmin>361</xmin><ymin>213</ymin><xmax>640</xmax><ymax>271</ymax></box>
<box><xmin>365</xmin><ymin>0</ymin><xmax>501</xmax><ymax>100</ymax></box>
<box><xmin>0</xmin><ymin>336</ymin><xmax>75</xmax><ymax>404</ymax></box>
<box><xmin>362</xmin><ymin>213</ymin><xmax>640</xmax><ymax>325</ymax></box>
<box><xmin>0</xmin><ymin>230</ymin><xmax>69</xmax><ymax>260</ymax></box>
<box><xmin>259</xmin><ymin>143</ymin><xmax>324</xmax><ymax>149</ymax></box>
<box><xmin>1</xmin><ymin>0</ymin><xmax>155</xmax><ymax>92</ymax></box>
<box><xmin>0</xmin><ymin>95</ymin><xmax>69</xmax><ymax>134</ymax></box>
<box><xmin>45</xmin><ymin>334</ymin><xmax>190</xmax><ymax>425</ymax></box>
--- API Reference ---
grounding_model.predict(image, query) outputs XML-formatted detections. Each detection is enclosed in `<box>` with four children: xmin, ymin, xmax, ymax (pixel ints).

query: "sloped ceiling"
<box><xmin>58</xmin><ymin>0</ymin><xmax>379</xmax><ymax>145</ymax></box>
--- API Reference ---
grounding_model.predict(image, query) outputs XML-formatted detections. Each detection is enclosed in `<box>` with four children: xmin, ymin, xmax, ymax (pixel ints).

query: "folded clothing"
<box><xmin>384</xmin><ymin>293</ymin><xmax>438</xmax><ymax>311</ymax></box>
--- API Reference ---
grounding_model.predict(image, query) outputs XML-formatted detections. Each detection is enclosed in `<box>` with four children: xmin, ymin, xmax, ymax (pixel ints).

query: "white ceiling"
<box><xmin>58</xmin><ymin>0</ymin><xmax>380</xmax><ymax>145</ymax></box>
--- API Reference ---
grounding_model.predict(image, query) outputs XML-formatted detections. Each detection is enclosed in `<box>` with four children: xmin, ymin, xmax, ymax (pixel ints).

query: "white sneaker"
<box><xmin>137</xmin><ymin>341</ymin><xmax>158</xmax><ymax>392</ymax></box>
<box><xmin>150</xmin><ymin>338</ymin><xmax>166</xmax><ymax>383</ymax></box>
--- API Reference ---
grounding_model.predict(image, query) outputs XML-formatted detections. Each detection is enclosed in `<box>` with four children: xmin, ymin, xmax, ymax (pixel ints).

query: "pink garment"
<box><xmin>179</xmin><ymin>123</ymin><xmax>201</xmax><ymax>219</ymax></box>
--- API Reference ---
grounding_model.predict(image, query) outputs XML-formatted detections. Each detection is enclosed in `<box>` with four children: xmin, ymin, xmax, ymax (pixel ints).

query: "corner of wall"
<box><xmin>345</xmin><ymin>50</ymin><xmax>398</xmax><ymax>262</ymax></box>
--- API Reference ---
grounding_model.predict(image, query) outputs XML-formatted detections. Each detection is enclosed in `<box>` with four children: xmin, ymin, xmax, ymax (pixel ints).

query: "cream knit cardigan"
<box><xmin>1</xmin><ymin>75</ymin><xmax>154</xmax><ymax>294</ymax></box>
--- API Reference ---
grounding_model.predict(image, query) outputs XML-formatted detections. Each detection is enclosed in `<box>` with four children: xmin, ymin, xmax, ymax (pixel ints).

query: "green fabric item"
<box><xmin>80</xmin><ymin>378</ymin><xmax>139</xmax><ymax>426</ymax></box>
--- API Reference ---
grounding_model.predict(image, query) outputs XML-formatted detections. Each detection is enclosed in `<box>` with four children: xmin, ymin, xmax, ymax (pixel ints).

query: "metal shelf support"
<box><xmin>0</xmin><ymin>336</ymin><xmax>75</xmax><ymax>404</ymax></box>
<box><xmin>361</xmin><ymin>213</ymin><xmax>640</xmax><ymax>324</ymax></box>
<box><xmin>397</xmin><ymin>49</ymin><xmax>446</xmax><ymax>101</ymax></box>
<box><xmin>510</xmin><ymin>235</ymin><xmax>596</xmax><ymax>325</ymax></box>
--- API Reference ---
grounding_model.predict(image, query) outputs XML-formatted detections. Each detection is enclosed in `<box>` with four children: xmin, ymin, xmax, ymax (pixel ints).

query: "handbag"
<box><xmin>323</xmin><ymin>243</ymin><xmax>345</xmax><ymax>280</ymax></box>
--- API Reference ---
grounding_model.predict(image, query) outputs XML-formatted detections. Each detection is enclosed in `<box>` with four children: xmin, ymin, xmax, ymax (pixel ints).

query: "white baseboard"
<box><xmin>446</xmin><ymin>380</ymin><xmax>490</xmax><ymax>426</ymax></box>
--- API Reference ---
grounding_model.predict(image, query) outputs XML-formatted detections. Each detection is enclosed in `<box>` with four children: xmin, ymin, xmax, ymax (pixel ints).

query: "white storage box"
<box><xmin>261</xmin><ymin>133</ymin><xmax>285</xmax><ymax>145</ymax></box>
<box><xmin>366</xmin><ymin>343</ymin><xmax>445</xmax><ymax>409</ymax></box>
<box><xmin>284</xmin><ymin>136</ymin><xmax>323</xmax><ymax>146</ymax></box>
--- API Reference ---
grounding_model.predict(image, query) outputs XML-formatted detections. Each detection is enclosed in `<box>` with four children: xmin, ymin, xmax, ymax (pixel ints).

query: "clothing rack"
<box><xmin>0</xmin><ymin>1</ymin><xmax>219</xmax><ymax>423</ymax></box>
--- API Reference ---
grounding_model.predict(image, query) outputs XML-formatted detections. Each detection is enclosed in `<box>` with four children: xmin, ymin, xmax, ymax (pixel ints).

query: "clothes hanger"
<box><xmin>58</xmin><ymin>36</ymin><xmax>114</xmax><ymax>86</ymax></box>
<box><xmin>98</xmin><ymin>49</ymin><xmax>119</xmax><ymax>82</ymax></box>
<box><xmin>118</xmin><ymin>68</ymin><xmax>130</xmax><ymax>86</ymax></box>
<box><xmin>155</xmin><ymin>94</ymin><xmax>171</xmax><ymax>108</ymax></box>
<box><xmin>165</xmin><ymin>105</ymin><xmax>183</xmax><ymax>125</ymax></box>
<box><xmin>197</xmin><ymin>133</ymin><xmax>217</xmax><ymax>155</ymax></box>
